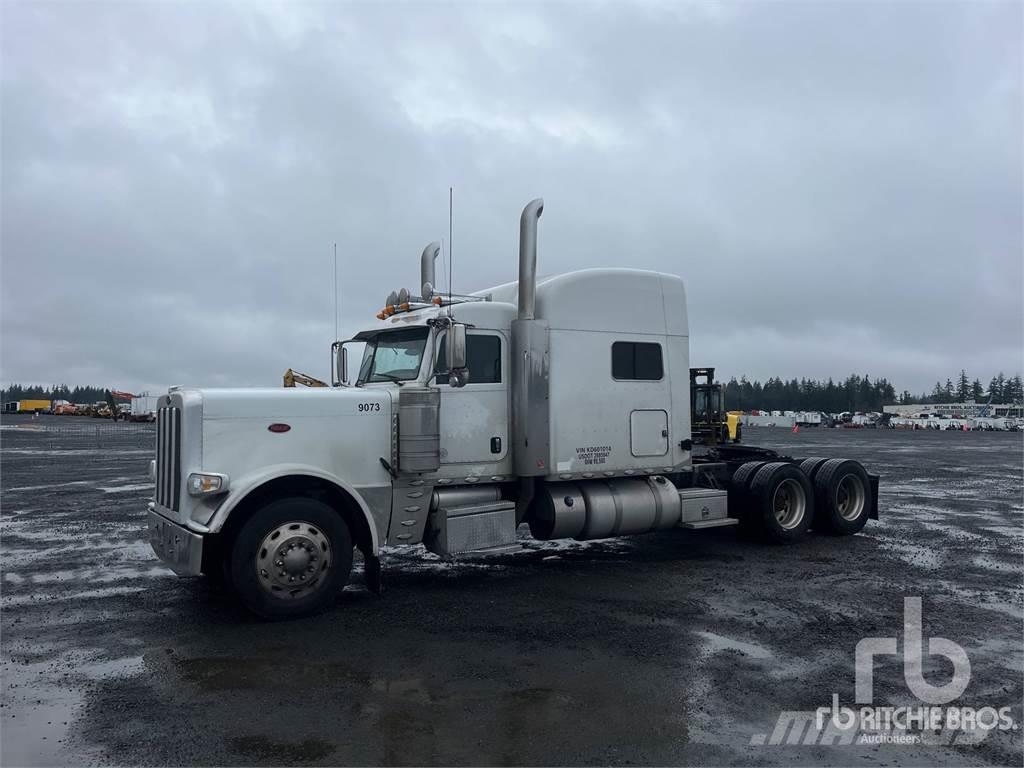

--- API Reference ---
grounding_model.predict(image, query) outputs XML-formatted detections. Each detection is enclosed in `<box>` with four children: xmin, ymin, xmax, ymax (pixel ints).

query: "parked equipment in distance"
<box><xmin>689</xmin><ymin>367</ymin><xmax>740</xmax><ymax>445</ymax></box>
<box><xmin>147</xmin><ymin>199</ymin><xmax>881</xmax><ymax>619</ymax></box>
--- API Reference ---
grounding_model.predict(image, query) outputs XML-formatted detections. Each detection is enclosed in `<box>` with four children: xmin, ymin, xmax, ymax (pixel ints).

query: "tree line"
<box><xmin>723</xmin><ymin>370</ymin><xmax>1023</xmax><ymax>414</ymax></box>
<box><xmin>1</xmin><ymin>384</ymin><xmax>120</xmax><ymax>405</ymax></box>
<box><xmin>3</xmin><ymin>369</ymin><xmax>1022</xmax><ymax>414</ymax></box>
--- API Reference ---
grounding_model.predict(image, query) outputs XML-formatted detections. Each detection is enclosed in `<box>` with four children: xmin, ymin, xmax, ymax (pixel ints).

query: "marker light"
<box><xmin>432</xmin><ymin>296</ymin><xmax>443</xmax><ymax>305</ymax></box>
<box><xmin>187</xmin><ymin>472</ymin><xmax>229</xmax><ymax>496</ymax></box>
<box><xmin>399</xmin><ymin>302</ymin><xmax>410</xmax><ymax>311</ymax></box>
<box><xmin>376</xmin><ymin>311</ymin><xmax>386</xmax><ymax>320</ymax></box>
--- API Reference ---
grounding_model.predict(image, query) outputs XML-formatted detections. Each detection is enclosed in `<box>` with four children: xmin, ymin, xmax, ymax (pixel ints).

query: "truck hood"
<box><xmin>184</xmin><ymin>386</ymin><xmax>394</xmax><ymax>420</ymax></box>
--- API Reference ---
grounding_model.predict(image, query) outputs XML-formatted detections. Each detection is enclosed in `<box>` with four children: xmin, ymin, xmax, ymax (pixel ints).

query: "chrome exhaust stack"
<box><xmin>517</xmin><ymin>199</ymin><xmax>544</xmax><ymax>320</ymax></box>
<box><xmin>420</xmin><ymin>241</ymin><xmax>441</xmax><ymax>300</ymax></box>
<box><xmin>511</xmin><ymin>198</ymin><xmax>549</xmax><ymax>490</ymax></box>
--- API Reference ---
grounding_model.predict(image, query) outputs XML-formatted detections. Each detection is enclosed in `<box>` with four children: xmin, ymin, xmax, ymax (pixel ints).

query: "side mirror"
<box><xmin>332</xmin><ymin>341</ymin><xmax>350</xmax><ymax>387</ymax></box>
<box><xmin>449</xmin><ymin>323</ymin><xmax>467</xmax><ymax>369</ymax></box>
<box><xmin>448</xmin><ymin>323</ymin><xmax>468</xmax><ymax>388</ymax></box>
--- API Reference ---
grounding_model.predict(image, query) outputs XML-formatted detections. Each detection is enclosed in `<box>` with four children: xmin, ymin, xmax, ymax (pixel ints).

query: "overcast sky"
<box><xmin>2</xmin><ymin>1</ymin><xmax>1021</xmax><ymax>395</ymax></box>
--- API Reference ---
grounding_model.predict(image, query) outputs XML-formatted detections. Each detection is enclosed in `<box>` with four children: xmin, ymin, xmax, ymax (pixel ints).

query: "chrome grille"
<box><xmin>155</xmin><ymin>406</ymin><xmax>182</xmax><ymax>510</ymax></box>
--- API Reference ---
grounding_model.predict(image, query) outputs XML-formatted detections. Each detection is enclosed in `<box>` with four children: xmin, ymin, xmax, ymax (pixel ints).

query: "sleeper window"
<box><xmin>435</xmin><ymin>334</ymin><xmax>502</xmax><ymax>384</ymax></box>
<box><xmin>612</xmin><ymin>341</ymin><xmax>663</xmax><ymax>381</ymax></box>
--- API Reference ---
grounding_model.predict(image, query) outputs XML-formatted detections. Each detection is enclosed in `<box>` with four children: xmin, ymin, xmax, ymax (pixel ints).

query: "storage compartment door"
<box><xmin>630</xmin><ymin>409</ymin><xmax>668</xmax><ymax>457</ymax></box>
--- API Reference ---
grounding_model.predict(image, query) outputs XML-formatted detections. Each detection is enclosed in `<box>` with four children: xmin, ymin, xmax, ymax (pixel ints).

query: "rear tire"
<box><xmin>728</xmin><ymin>461</ymin><xmax>766</xmax><ymax>530</ymax></box>
<box><xmin>813</xmin><ymin>459</ymin><xmax>871</xmax><ymax>536</ymax></box>
<box><xmin>747</xmin><ymin>462</ymin><xmax>813</xmax><ymax>544</ymax></box>
<box><xmin>798</xmin><ymin>457</ymin><xmax>829</xmax><ymax>482</ymax></box>
<box><xmin>798</xmin><ymin>457</ymin><xmax>829</xmax><ymax>529</ymax></box>
<box><xmin>229</xmin><ymin>497</ymin><xmax>353</xmax><ymax>620</ymax></box>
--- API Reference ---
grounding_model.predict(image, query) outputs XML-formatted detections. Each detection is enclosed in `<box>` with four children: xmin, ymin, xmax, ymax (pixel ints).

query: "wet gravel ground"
<box><xmin>1</xmin><ymin>414</ymin><xmax>1022</xmax><ymax>767</ymax></box>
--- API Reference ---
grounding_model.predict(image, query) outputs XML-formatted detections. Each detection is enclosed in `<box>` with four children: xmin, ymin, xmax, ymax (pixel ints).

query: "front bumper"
<box><xmin>148</xmin><ymin>508</ymin><xmax>204</xmax><ymax>576</ymax></box>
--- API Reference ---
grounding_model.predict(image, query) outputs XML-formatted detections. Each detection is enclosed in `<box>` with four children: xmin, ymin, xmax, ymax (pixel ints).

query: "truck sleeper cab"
<box><xmin>147</xmin><ymin>198</ymin><xmax>880</xmax><ymax>619</ymax></box>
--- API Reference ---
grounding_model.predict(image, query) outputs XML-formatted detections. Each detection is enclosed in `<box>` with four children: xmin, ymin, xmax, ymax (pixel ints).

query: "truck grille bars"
<box><xmin>155</xmin><ymin>406</ymin><xmax>182</xmax><ymax>511</ymax></box>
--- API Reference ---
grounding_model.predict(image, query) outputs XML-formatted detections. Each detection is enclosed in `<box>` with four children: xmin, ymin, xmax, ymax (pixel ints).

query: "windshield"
<box><xmin>358</xmin><ymin>328</ymin><xmax>429</xmax><ymax>384</ymax></box>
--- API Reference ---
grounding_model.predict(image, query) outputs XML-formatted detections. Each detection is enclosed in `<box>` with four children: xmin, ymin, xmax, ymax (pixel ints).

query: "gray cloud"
<box><xmin>2</xmin><ymin>1</ymin><xmax>1021</xmax><ymax>395</ymax></box>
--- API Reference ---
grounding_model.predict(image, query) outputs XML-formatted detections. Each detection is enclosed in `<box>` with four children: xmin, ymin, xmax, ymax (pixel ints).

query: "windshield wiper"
<box><xmin>373</xmin><ymin>373</ymin><xmax>405</xmax><ymax>386</ymax></box>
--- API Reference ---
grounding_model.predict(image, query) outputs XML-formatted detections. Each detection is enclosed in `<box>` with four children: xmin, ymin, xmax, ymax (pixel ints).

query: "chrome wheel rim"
<box><xmin>773</xmin><ymin>478</ymin><xmax>806</xmax><ymax>530</ymax></box>
<box><xmin>836</xmin><ymin>474</ymin><xmax>866</xmax><ymax>521</ymax></box>
<box><xmin>256</xmin><ymin>521</ymin><xmax>330</xmax><ymax>600</ymax></box>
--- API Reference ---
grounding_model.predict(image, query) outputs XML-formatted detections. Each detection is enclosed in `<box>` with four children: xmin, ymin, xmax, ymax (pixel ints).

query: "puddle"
<box><xmin>696</xmin><ymin>631</ymin><xmax>773</xmax><ymax>659</ymax></box>
<box><xmin>96</xmin><ymin>484</ymin><xmax>153</xmax><ymax>494</ymax></box>
<box><xmin>2</xmin><ymin>565</ymin><xmax>167</xmax><ymax>585</ymax></box>
<box><xmin>1</xmin><ymin>585</ymin><xmax>149</xmax><ymax>607</ymax></box>
<box><xmin>0</xmin><ymin>689</ymin><xmax>82</xmax><ymax>767</ymax></box>
<box><xmin>79</xmin><ymin>655</ymin><xmax>145</xmax><ymax>680</ymax></box>
<box><xmin>3</xmin><ymin>481</ymin><xmax>93</xmax><ymax>493</ymax></box>
<box><xmin>1</xmin><ymin>449</ymin><xmax>151</xmax><ymax>457</ymax></box>
<box><xmin>0</xmin><ymin>652</ymin><xmax>143</xmax><ymax>766</ymax></box>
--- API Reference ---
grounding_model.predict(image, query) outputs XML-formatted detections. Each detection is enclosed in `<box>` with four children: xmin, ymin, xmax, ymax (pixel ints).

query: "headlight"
<box><xmin>187</xmin><ymin>472</ymin><xmax>229</xmax><ymax>496</ymax></box>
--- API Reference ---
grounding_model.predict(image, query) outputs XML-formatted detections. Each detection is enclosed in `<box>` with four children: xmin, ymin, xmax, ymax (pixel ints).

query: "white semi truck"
<box><xmin>147</xmin><ymin>199</ymin><xmax>879</xmax><ymax>619</ymax></box>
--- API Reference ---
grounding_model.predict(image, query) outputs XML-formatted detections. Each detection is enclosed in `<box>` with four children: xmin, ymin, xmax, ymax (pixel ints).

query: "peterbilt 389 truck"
<box><xmin>148</xmin><ymin>198</ymin><xmax>879</xmax><ymax>619</ymax></box>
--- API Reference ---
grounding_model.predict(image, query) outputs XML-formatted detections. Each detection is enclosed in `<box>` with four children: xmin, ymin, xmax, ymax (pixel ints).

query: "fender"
<box><xmin>205</xmin><ymin>463</ymin><xmax>385</xmax><ymax>555</ymax></box>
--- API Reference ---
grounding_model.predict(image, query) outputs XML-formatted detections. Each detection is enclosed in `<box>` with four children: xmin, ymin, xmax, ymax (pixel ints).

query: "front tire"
<box><xmin>229</xmin><ymin>497</ymin><xmax>353</xmax><ymax>619</ymax></box>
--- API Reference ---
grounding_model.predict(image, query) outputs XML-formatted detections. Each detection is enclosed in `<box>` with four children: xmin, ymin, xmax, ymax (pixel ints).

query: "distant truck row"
<box><xmin>1</xmin><ymin>396</ymin><xmax>159</xmax><ymax>421</ymax></box>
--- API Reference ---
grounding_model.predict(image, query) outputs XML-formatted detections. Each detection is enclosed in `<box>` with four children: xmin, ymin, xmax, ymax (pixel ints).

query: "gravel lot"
<box><xmin>1</xmin><ymin>414</ymin><xmax>1022</xmax><ymax>766</ymax></box>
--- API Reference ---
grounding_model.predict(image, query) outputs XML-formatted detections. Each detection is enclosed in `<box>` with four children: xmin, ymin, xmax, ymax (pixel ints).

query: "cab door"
<box><xmin>432</xmin><ymin>330</ymin><xmax>509</xmax><ymax>467</ymax></box>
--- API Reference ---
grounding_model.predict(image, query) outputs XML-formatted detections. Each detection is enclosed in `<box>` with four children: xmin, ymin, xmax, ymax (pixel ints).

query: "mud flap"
<box><xmin>364</xmin><ymin>554</ymin><xmax>382</xmax><ymax>595</ymax></box>
<box><xmin>868</xmin><ymin>474</ymin><xmax>880</xmax><ymax>520</ymax></box>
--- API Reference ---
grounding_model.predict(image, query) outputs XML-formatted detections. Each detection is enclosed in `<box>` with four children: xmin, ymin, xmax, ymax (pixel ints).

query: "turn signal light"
<box><xmin>432</xmin><ymin>296</ymin><xmax>442</xmax><ymax>305</ymax></box>
<box><xmin>187</xmin><ymin>472</ymin><xmax>229</xmax><ymax>496</ymax></box>
<box><xmin>376</xmin><ymin>311</ymin><xmax>386</xmax><ymax>320</ymax></box>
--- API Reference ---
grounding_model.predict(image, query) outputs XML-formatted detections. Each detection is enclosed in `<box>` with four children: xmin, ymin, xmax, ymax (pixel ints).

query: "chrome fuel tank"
<box><xmin>529</xmin><ymin>476</ymin><xmax>680</xmax><ymax>541</ymax></box>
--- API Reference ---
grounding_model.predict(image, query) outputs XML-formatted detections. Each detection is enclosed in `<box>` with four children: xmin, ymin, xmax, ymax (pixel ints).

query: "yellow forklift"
<box><xmin>690</xmin><ymin>367</ymin><xmax>741</xmax><ymax>445</ymax></box>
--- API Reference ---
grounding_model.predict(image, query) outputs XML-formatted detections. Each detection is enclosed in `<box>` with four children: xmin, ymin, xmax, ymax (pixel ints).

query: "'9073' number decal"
<box><xmin>358</xmin><ymin>402</ymin><xmax>380</xmax><ymax>413</ymax></box>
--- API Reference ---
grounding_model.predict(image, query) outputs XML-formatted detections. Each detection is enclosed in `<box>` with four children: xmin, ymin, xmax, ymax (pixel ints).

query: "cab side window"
<box><xmin>612</xmin><ymin>341</ymin><xmax>663</xmax><ymax>381</ymax></box>
<box><xmin>435</xmin><ymin>334</ymin><xmax>502</xmax><ymax>384</ymax></box>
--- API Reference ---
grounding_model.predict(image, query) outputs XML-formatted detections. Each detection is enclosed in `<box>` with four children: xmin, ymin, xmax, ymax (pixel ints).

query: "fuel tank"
<box><xmin>528</xmin><ymin>476</ymin><xmax>681</xmax><ymax>541</ymax></box>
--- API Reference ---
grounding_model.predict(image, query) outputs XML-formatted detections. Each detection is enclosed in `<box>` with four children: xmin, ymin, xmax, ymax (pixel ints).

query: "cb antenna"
<box><xmin>448</xmin><ymin>186</ymin><xmax>453</xmax><ymax>317</ymax></box>
<box><xmin>333</xmin><ymin>242</ymin><xmax>338</xmax><ymax>341</ymax></box>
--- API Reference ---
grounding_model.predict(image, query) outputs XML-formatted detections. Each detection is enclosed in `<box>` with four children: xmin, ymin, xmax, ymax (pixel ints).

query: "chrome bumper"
<box><xmin>148</xmin><ymin>508</ymin><xmax>203</xmax><ymax>576</ymax></box>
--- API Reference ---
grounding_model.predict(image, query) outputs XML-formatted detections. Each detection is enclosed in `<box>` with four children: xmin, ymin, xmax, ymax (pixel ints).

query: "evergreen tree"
<box><xmin>988</xmin><ymin>374</ymin><xmax>1004</xmax><ymax>404</ymax></box>
<box><xmin>971</xmin><ymin>379</ymin><xmax>984</xmax><ymax>402</ymax></box>
<box><xmin>1008</xmin><ymin>375</ymin><xmax>1024</xmax><ymax>404</ymax></box>
<box><xmin>956</xmin><ymin>370</ymin><xmax>970</xmax><ymax>403</ymax></box>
